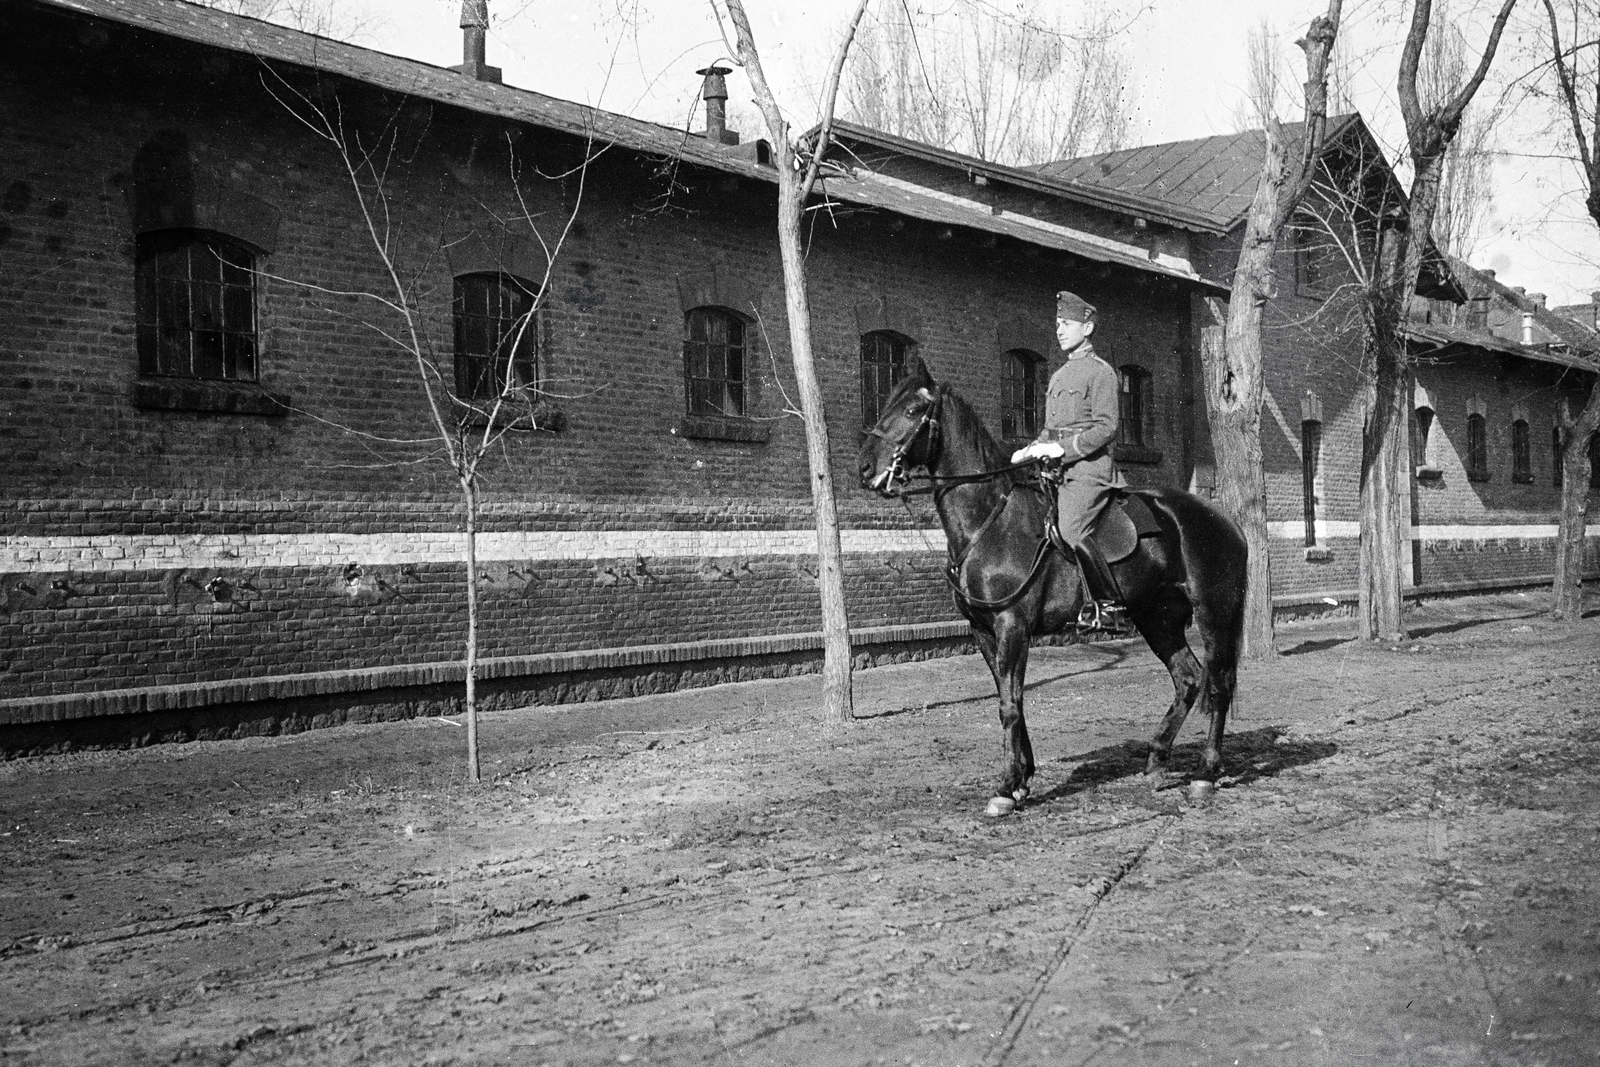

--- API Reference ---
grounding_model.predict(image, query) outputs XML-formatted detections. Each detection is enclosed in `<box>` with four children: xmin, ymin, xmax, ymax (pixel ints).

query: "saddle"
<box><xmin>1047</xmin><ymin>489</ymin><xmax>1163</xmax><ymax>564</ymax></box>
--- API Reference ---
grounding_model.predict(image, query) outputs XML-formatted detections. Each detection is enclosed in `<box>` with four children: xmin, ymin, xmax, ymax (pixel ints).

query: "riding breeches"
<box><xmin>1055</xmin><ymin>452</ymin><xmax>1119</xmax><ymax>545</ymax></box>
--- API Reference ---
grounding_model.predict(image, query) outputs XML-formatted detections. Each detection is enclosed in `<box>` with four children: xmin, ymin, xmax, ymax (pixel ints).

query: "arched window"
<box><xmin>1301</xmin><ymin>419</ymin><xmax>1323</xmax><ymax>547</ymax></box>
<box><xmin>683</xmin><ymin>306</ymin><xmax>746</xmax><ymax>417</ymax></box>
<box><xmin>135</xmin><ymin>230</ymin><xmax>258</xmax><ymax>381</ymax></box>
<box><xmin>1000</xmin><ymin>349</ymin><xmax>1044</xmax><ymax>439</ymax></box>
<box><xmin>860</xmin><ymin>331</ymin><xmax>911</xmax><ymax>427</ymax></box>
<box><xmin>1413</xmin><ymin>406</ymin><xmax>1435</xmax><ymax>470</ymax></box>
<box><xmin>453</xmin><ymin>273</ymin><xmax>539</xmax><ymax>401</ymax></box>
<box><xmin>1554</xmin><ymin>426</ymin><xmax>1565</xmax><ymax>487</ymax></box>
<box><xmin>1117</xmin><ymin>365</ymin><xmax>1153</xmax><ymax>448</ymax></box>
<box><xmin>1512</xmin><ymin>419</ymin><xmax>1532</xmax><ymax>483</ymax></box>
<box><xmin>1466</xmin><ymin>412</ymin><xmax>1489</xmax><ymax>482</ymax></box>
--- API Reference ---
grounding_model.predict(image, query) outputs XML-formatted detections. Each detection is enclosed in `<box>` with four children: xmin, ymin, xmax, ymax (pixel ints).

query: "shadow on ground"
<box><xmin>1032</xmin><ymin>726</ymin><xmax>1339</xmax><ymax>805</ymax></box>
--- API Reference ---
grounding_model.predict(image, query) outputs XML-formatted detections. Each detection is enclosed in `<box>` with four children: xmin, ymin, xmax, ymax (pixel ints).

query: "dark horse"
<box><xmin>857</xmin><ymin>358</ymin><xmax>1248</xmax><ymax>817</ymax></box>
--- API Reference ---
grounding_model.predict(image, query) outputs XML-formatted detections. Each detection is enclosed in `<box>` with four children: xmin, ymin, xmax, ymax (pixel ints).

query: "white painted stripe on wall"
<box><xmin>1269</xmin><ymin>521</ymin><xmax>1589</xmax><ymax>541</ymax></box>
<box><xmin>1268</xmin><ymin>520</ymin><xmax>1363</xmax><ymax>540</ymax></box>
<box><xmin>7</xmin><ymin>522</ymin><xmax>1591</xmax><ymax>572</ymax></box>
<box><xmin>0</xmin><ymin>528</ymin><xmax>952</xmax><ymax>573</ymax></box>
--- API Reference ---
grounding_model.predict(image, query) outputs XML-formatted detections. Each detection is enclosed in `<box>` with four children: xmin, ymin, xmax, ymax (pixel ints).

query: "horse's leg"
<box><xmin>986</xmin><ymin>612</ymin><xmax>1034</xmax><ymax>818</ymax></box>
<box><xmin>1199</xmin><ymin>660</ymin><xmax>1237</xmax><ymax>780</ymax></box>
<box><xmin>1127</xmin><ymin>588</ymin><xmax>1204</xmax><ymax>783</ymax></box>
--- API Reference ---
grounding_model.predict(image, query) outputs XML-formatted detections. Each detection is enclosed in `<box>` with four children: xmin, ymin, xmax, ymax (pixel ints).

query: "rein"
<box><xmin>876</xmin><ymin>386</ymin><xmax>1063</xmax><ymax>611</ymax></box>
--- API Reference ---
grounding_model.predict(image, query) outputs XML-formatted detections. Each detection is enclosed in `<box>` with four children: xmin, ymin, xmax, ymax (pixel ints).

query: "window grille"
<box><xmin>135</xmin><ymin>230</ymin><xmax>257</xmax><ymax>381</ymax></box>
<box><xmin>1117</xmin><ymin>365</ymin><xmax>1153</xmax><ymax>448</ymax></box>
<box><xmin>1000</xmin><ymin>349</ymin><xmax>1043</xmax><ymax>439</ymax></box>
<box><xmin>683</xmin><ymin>307</ymin><xmax>746</xmax><ymax>417</ymax></box>
<box><xmin>453</xmin><ymin>273</ymin><xmax>539</xmax><ymax>401</ymax></box>
<box><xmin>860</xmin><ymin>331</ymin><xmax>910</xmax><ymax>427</ymax></box>
<box><xmin>1466</xmin><ymin>413</ymin><xmax>1489</xmax><ymax>481</ymax></box>
<box><xmin>1512</xmin><ymin>419</ymin><xmax>1532</xmax><ymax>483</ymax></box>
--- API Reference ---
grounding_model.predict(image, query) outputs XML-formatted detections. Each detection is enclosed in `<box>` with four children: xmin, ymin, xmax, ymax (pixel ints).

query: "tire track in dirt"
<box><xmin>982</xmin><ymin>815</ymin><xmax>1179</xmax><ymax>1067</ymax></box>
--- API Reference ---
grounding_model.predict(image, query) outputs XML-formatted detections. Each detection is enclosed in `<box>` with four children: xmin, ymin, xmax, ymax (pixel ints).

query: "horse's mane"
<box><xmin>937</xmin><ymin>383</ymin><xmax>1022</xmax><ymax>480</ymax></box>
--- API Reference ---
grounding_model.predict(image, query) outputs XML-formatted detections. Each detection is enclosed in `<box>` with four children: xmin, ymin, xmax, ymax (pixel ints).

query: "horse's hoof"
<box><xmin>1011</xmin><ymin>786</ymin><xmax>1029</xmax><ymax>804</ymax></box>
<box><xmin>985</xmin><ymin>796</ymin><xmax>1016</xmax><ymax>818</ymax></box>
<box><xmin>1187</xmin><ymin>779</ymin><xmax>1215</xmax><ymax>805</ymax></box>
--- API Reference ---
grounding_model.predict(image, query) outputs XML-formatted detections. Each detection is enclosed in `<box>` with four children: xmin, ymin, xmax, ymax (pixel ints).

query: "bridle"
<box><xmin>864</xmin><ymin>386</ymin><xmax>944</xmax><ymax>498</ymax></box>
<box><xmin>866</xmin><ymin>385</ymin><xmax>1065</xmax><ymax>611</ymax></box>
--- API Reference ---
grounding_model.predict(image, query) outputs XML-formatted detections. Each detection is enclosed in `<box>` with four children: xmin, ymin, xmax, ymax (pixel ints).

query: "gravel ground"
<box><xmin>1</xmin><ymin>591</ymin><xmax>1596</xmax><ymax>1067</ymax></box>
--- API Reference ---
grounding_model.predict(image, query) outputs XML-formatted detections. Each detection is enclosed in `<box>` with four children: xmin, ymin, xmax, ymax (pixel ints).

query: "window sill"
<box><xmin>675</xmin><ymin>415</ymin><xmax>770</xmax><ymax>443</ymax></box>
<box><xmin>1304</xmin><ymin>547</ymin><xmax>1334</xmax><ymax>563</ymax></box>
<box><xmin>1112</xmin><ymin>443</ymin><xmax>1163</xmax><ymax>465</ymax></box>
<box><xmin>1415</xmin><ymin>465</ymin><xmax>1443</xmax><ymax>483</ymax></box>
<box><xmin>461</xmin><ymin>400</ymin><xmax>567</xmax><ymax>433</ymax></box>
<box><xmin>132</xmin><ymin>379</ymin><xmax>290</xmax><ymax>416</ymax></box>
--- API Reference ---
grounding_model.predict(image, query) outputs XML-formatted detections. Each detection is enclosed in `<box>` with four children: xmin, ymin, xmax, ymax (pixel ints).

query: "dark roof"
<box><xmin>30</xmin><ymin>0</ymin><xmax>1219</xmax><ymax>287</ymax></box>
<box><xmin>1031</xmin><ymin>115</ymin><xmax>1365</xmax><ymax>231</ymax></box>
<box><xmin>28</xmin><ymin>0</ymin><xmax>772</xmax><ymax>181</ymax></box>
<box><xmin>822</xmin><ymin>121</ymin><xmax>1230</xmax><ymax>234</ymax></box>
<box><xmin>1407</xmin><ymin>258</ymin><xmax>1600</xmax><ymax>374</ymax></box>
<box><xmin>816</xmin><ymin>169</ymin><xmax>1221</xmax><ymax>288</ymax></box>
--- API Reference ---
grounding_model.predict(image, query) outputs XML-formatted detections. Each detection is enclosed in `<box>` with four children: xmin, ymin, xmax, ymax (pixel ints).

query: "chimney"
<box><xmin>1482</xmin><ymin>269</ymin><xmax>1496</xmax><ymax>280</ymax></box>
<box><xmin>452</xmin><ymin>1</ymin><xmax>502</xmax><ymax>84</ymax></box>
<box><xmin>1530</xmin><ymin>292</ymin><xmax>1547</xmax><ymax>309</ymax></box>
<box><xmin>696</xmin><ymin>66</ymin><xmax>740</xmax><ymax>146</ymax></box>
<box><xmin>1521</xmin><ymin>310</ymin><xmax>1535</xmax><ymax>345</ymax></box>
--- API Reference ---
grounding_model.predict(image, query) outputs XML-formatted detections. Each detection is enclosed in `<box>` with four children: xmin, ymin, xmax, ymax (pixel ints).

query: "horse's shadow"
<box><xmin>1031</xmin><ymin>725</ymin><xmax>1338</xmax><ymax>805</ymax></box>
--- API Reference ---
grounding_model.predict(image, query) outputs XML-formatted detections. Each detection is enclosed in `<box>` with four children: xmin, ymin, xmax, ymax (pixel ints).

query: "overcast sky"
<box><xmin>323</xmin><ymin>0</ymin><xmax>1600</xmax><ymax>307</ymax></box>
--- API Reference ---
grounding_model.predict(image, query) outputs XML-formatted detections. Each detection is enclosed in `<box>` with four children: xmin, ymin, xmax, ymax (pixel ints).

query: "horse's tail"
<box><xmin>1138</xmin><ymin>487</ymin><xmax>1248</xmax><ymax>675</ymax></box>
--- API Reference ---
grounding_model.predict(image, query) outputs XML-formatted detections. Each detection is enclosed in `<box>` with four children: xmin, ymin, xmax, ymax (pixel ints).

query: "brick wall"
<box><xmin>0</xmin><ymin>20</ymin><xmax>1196</xmax><ymax>711</ymax></box>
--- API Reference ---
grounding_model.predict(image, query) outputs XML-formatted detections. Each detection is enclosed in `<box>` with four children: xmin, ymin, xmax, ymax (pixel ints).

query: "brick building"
<box><xmin>3</xmin><ymin>1</ymin><xmax>1594</xmax><ymax>748</ymax></box>
<box><xmin>1041</xmin><ymin>116</ymin><xmax>1600</xmax><ymax>610</ymax></box>
<box><xmin>0</xmin><ymin>0</ymin><xmax>1224</xmax><ymax>745</ymax></box>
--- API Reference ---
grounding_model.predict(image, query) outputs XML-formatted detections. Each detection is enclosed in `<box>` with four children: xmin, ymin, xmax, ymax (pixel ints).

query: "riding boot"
<box><xmin>1073</xmin><ymin>539</ymin><xmax>1128</xmax><ymax>631</ymax></box>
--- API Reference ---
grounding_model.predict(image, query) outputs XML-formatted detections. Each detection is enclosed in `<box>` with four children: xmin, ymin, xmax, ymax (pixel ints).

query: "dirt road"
<box><xmin>2</xmin><ymin>593</ymin><xmax>1597</xmax><ymax>1066</ymax></box>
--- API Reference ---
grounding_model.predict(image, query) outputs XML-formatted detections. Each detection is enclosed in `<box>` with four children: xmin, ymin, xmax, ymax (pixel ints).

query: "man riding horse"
<box><xmin>1010</xmin><ymin>291</ymin><xmax>1126</xmax><ymax>628</ymax></box>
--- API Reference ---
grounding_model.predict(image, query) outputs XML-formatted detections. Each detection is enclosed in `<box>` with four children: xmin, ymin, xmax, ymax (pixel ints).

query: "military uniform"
<box><xmin>1036</xmin><ymin>340</ymin><xmax>1121</xmax><ymax>545</ymax></box>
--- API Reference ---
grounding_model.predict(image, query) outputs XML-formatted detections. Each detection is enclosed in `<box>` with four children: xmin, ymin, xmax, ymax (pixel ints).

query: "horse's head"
<box><xmin>857</xmin><ymin>356</ymin><xmax>942</xmax><ymax>497</ymax></box>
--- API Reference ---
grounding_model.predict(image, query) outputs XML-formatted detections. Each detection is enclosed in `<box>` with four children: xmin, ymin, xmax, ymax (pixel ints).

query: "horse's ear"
<box><xmin>906</xmin><ymin>353</ymin><xmax>934</xmax><ymax>385</ymax></box>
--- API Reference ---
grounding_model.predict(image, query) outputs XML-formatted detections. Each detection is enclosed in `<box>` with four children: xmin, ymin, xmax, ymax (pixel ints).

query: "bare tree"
<box><xmin>1200</xmin><ymin>2</ymin><xmax>1342</xmax><ymax>661</ymax></box>
<box><xmin>1358</xmin><ymin>0</ymin><xmax>1518</xmax><ymax>642</ymax></box>
<box><xmin>266</xmin><ymin>76</ymin><xmax>591</xmax><ymax>780</ymax></box>
<box><xmin>719</xmin><ymin>0</ymin><xmax>872</xmax><ymax>728</ymax></box>
<box><xmin>839</xmin><ymin>0</ymin><xmax>1133</xmax><ymax>165</ymax></box>
<box><xmin>1539</xmin><ymin>0</ymin><xmax>1600</xmax><ymax>620</ymax></box>
<box><xmin>1423</xmin><ymin>14</ymin><xmax>1501</xmax><ymax>261</ymax></box>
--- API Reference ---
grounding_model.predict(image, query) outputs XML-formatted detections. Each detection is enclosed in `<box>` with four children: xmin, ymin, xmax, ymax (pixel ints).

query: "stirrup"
<box><xmin>1076</xmin><ymin>599</ymin><xmax>1128</xmax><ymax>632</ymax></box>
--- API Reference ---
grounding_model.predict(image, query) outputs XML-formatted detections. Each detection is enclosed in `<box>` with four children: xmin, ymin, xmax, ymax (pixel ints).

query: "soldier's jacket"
<box><xmin>1036</xmin><ymin>341</ymin><xmax>1119</xmax><ymax>462</ymax></box>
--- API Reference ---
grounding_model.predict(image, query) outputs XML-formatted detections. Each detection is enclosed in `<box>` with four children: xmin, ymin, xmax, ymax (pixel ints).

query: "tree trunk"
<box><xmin>1552</xmin><ymin>385</ymin><xmax>1600</xmax><ymax>619</ymax></box>
<box><xmin>773</xmin><ymin>171</ymin><xmax>855</xmax><ymax>726</ymax></box>
<box><xmin>463</xmin><ymin>476</ymin><xmax>481</xmax><ymax>782</ymax></box>
<box><xmin>1358</xmin><ymin>319</ymin><xmax>1409</xmax><ymax>642</ymax></box>
<box><xmin>1202</xmin><ymin>290</ymin><xmax>1274</xmax><ymax>658</ymax></box>
<box><xmin>723</xmin><ymin>0</ymin><xmax>862</xmax><ymax>728</ymax></box>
